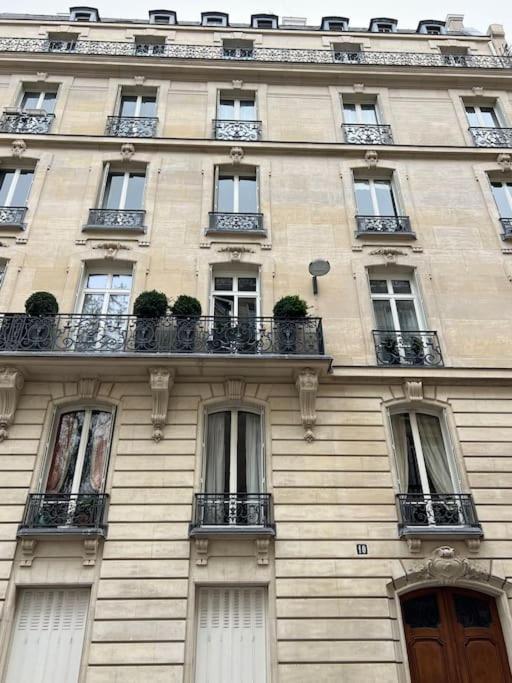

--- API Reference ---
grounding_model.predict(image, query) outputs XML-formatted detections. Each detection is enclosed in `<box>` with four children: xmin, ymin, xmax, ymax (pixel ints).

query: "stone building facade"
<box><xmin>0</xmin><ymin>7</ymin><xmax>511</xmax><ymax>682</ymax></box>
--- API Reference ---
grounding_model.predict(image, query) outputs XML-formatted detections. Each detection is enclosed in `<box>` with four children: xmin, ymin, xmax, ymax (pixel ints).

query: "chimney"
<box><xmin>445</xmin><ymin>14</ymin><xmax>464</xmax><ymax>32</ymax></box>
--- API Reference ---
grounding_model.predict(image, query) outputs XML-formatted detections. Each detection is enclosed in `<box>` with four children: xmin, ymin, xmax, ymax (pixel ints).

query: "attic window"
<box><xmin>369</xmin><ymin>18</ymin><xmax>397</xmax><ymax>33</ymax></box>
<box><xmin>417</xmin><ymin>20</ymin><xmax>446</xmax><ymax>35</ymax></box>
<box><xmin>321</xmin><ymin>17</ymin><xmax>349</xmax><ymax>31</ymax></box>
<box><xmin>201</xmin><ymin>13</ymin><xmax>229</xmax><ymax>27</ymax></box>
<box><xmin>377</xmin><ymin>23</ymin><xmax>392</xmax><ymax>32</ymax></box>
<box><xmin>69</xmin><ymin>6</ymin><xmax>99</xmax><ymax>22</ymax></box>
<box><xmin>251</xmin><ymin>14</ymin><xmax>278</xmax><ymax>29</ymax></box>
<box><xmin>149</xmin><ymin>10</ymin><xmax>177</xmax><ymax>25</ymax></box>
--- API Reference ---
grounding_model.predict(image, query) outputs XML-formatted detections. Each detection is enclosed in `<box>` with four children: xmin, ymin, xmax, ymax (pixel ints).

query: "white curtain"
<box><xmin>417</xmin><ymin>413</ymin><xmax>453</xmax><ymax>494</ymax></box>
<box><xmin>391</xmin><ymin>414</ymin><xmax>409</xmax><ymax>492</ymax></box>
<box><xmin>205</xmin><ymin>412</ymin><xmax>227</xmax><ymax>493</ymax></box>
<box><xmin>244</xmin><ymin>412</ymin><xmax>262</xmax><ymax>494</ymax></box>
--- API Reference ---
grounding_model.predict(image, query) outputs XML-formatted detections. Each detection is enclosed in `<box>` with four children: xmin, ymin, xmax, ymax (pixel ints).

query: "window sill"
<box><xmin>17</xmin><ymin>526</ymin><xmax>107</xmax><ymax>539</ymax></box>
<box><xmin>356</xmin><ymin>230</ymin><xmax>416</xmax><ymax>239</ymax></box>
<box><xmin>82</xmin><ymin>224</ymin><xmax>146</xmax><ymax>234</ymax></box>
<box><xmin>205</xmin><ymin>228</ymin><xmax>267</xmax><ymax>237</ymax></box>
<box><xmin>189</xmin><ymin>525</ymin><xmax>275</xmax><ymax>538</ymax></box>
<box><xmin>399</xmin><ymin>524</ymin><xmax>483</xmax><ymax>539</ymax></box>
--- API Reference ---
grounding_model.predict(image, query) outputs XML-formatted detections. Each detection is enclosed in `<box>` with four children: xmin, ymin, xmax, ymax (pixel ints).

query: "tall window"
<box><xmin>490</xmin><ymin>181</ymin><xmax>512</xmax><ymax>218</ymax></box>
<box><xmin>465</xmin><ymin>104</ymin><xmax>500</xmax><ymax>128</ymax></box>
<box><xmin>0</xmin><ymin>169</ymin><xmax>33</xmax><ymax>207</ymax></box>
<box><xmin>118</xmin><ymin>93</ymin><xmax>156</xmax><ymax>118</ymax></box>
<box><xmin>211</xmin><ymin>271</ymin><xmax>259</xmax><ymax>318</ymax></box>
<box><xmin>215</xmin><ymin>169</ymin><xmax>258</xmax><ymax>214</ymax></box>
<box><xmin>355</xmin><ymin>178</ymin><xmax>398</xmax><ymax>216</ymax></box>
<box><xmin>101</xmin><ymin>170</ymin><xmax>145</xmax><ymax>210</ymax></box>
<box><xmin>343</xmin><ymin>102</ymin><xmax>379</xmax><ymax>125</ymax></box>
<box><xmin>20</xmin><ymin>89</ymin><xmax>57</xmax><ymax>113</ymax></box>
<box><xmin>218</xmin><ymin>95</ymin><xmax>256</xmax><ymax>121</ymax></box>
<box><xmin>369</xmin><ymin>274</ymin><xmax>423</xmax><ymax>332</ymax></box>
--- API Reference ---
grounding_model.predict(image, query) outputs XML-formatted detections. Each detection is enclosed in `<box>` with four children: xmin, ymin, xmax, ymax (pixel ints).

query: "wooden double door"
<box><xmin>402</xmin><ymin>588</ymin><xmax>512</xmax><ymax>683</ymax></box>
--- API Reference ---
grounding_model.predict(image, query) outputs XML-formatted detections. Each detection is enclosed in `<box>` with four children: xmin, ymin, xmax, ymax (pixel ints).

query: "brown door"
<box><xmin>402</xmin><ymin>588</ymin><xmax>512</xmax><ymax>683</ymax></box>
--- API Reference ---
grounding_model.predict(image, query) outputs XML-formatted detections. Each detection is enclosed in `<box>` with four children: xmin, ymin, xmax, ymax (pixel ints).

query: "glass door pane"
<box><xmin>78</xmin><ymin>411</ymin><xmax>113</xmax><ymax>494</ymax></box>
<box><xmin>396</xmin><ymin>300</ymin><xmax>420</xmax><ymax>331</ymax></box>
<box><xmin>217</xmin><ymin>176</ymin><xmax>234</xmax><ymax>212</ymax></box>
<box><xmin>465</xmin><ymin>106</ymin><xmax>479</xmax><ymax>127</ymax></box>
<box><xmin>354</xmin><ymin>180</ymin><xmax>374</xmax><ymax>214</ymax></box>
<box><xmin>218</xmin><ymin>99</ymin><xmax>235</xmax><ymax>120</ymax></box>
<box><xmin>0</xmin><ymin>171</ymin><xmax>15</xmax><ymax>205</ymax></box>
<box><xmin>46</xmin><ymin>411</ymin><xmax>84</xmax><ymax>494</ymax></box>
<box><xmin>238</xmin><ymin>177</ymin><xmax>257</xmax><ymax>212</ymax></box>
<box><xmin>343</xmin><ymin>103</ymin><xmax>357</xmax><ymax>123</ymax></box>
<box><xmin>102</xmin><ymin>174</ymin><xmax>124</xmax><ymax>209</ymax></box>
<box><xmin>374</xmin><ymin>181</ymin><xmax>397</xmax><ymax>215</ymax></box>
<box><xmin>491</xmin><ymin>183</ymin><xmax>512</xmax><ymax>217</ymax></box>
<box><xmin>372</xmin><ymin>299</ymin><xmax>394</xmax><ymax>329</ymax></box>
<box><xmin>124</xmin><ymin>174</ymin><xmax>145</xmax><ymax>210</ymax></box>
<box><xmin>10</xmin><ymin>171</ymin><xmax>33</xmax><ymax>206</ymax></box>
<box><xmin>119</xmin><ymin>96</ymin><xmax>137</xmax><ymax>117</ymax></box>
<box><xmin>480</xmin><ymin>107</ymin><xmax>499</xmax><ymax>127</ymax></box>
<box><xmin>42</xmin><ymin>92</ymin><xmax>57</xmax><ymax>113</ymax></box>
<box><xmin>140</xmin><ymin>97</ymin><xmax>156</xmax><ymax>117</ymax></box>
<box><xmin>360</xmin><ymin>104</ymin><xmax>378</xmax><ymax>124</ymax></box>
<box><xmin>240</xmin><ymin>100</ymin><xmax>256</xmax><ymax>120</ymax></box>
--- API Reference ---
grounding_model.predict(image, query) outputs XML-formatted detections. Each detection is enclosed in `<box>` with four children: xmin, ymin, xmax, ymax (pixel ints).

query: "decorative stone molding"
<box><xmin>406</xmin><ymin>538</ymin><xmax>422</xmax><ymax>553</ymax></box>
<box><xmin>466</xmin><ymin>537</ymin><xmax>482</xmax><ymax>553</ymax></box>
<box><xmin>78</xmin><ymin>377</ymin><xmax>100</xmax><ymax>400</ymax></box>
<box><xmin>369</xmin><ymin>247</ymin><xmax>406</xmax><ymax>265</ymax></box>
<box><xmin>92</xmin><ymin>241</ymin><xmax>130</xmax><ymax>259</ymax></box>
<box><xmin>353</xmin><ymin>83</ymin><xmax>365</xmax><ymax>92</ymax></box>
<box><xmin>217</xmin><ymin>245</ymin><xmax>255</xmax><ymax>262</ymax></box>
<box><xmin>364</xmin><ymin>150</ymin><xmax>379</xmax><ymax>168</ymax></box>
<box><xmin>19</xmin><ymin>538</ymin><xmax>36</xmax><ymax>567</ymax></box>
<box><xmin>296</xmin><ymin>368</ymin><xmax>319</xmax><ymax>442</ymax></box>
<box><xmin>230</xmin><ymin>146</ymin><xmax>244</xmax><ymax>164</ymax></box>
<box><xmin>255</xmin><ymin>538</ymin><xmax>270</xmax><ymax>566</ymax></box>
<box><xmin>83</xmin><ymin>538</ymin><xmax>99</xmax><ymax>566</ymax></box>
<box><xmin>232</xmin><ymin>79</ymin><xmax>244</xmax><ymax>89</ymax></box>
<box><xmin>497</xmin><ymin>153</ymin><xmax>512</xmax><ymax>172</ymax></box>
<box><xmin>36</xmin><ymin>71</ymin><xmax>48</xmax><ymax>81</ymax></box>
<box><xmin>195</xmin><ymin>538</ymin><xmax>209</xmax><ymax>566</ymax></box>
<box><xmin>471</xmin><ymin>86</ymin><xmax>484</xmax><ymax>96</ymax></box>
<box><xmin>225</xmin><ymin>378</ymin><xmax>246</xmax><ymax>401</ymax></box>
<box><xmin>11</xmin><ymin>139</ymin><xmax>26</xmax><ymax>158</ymax></box>
<box><xmin>133</xmin><ymin>75</ymin><xmax>146</xmax><ymax>85</ymax></box>
<box><xmin>120</xmin><ymin>142</ymin><xmax>135</xmax><ymax>161</ymax></box>
<box><xmin>411</xmin><ymin>546</ymin><xmax>488</xmax><ymax>585</ymax></box>
<box><xmin>149</xmin><ymin>368</ymin><xmax>174</xmax><ymax>442</ymax></box>
<box><xmin>0</xmin><ymin>368</ymin><xmax>24</xmax><ymax>441</ymax></box>
<box><xmin>404</xmin><ymin>380</ymin><xmax>423</xmax><ymax>402</ymax></box>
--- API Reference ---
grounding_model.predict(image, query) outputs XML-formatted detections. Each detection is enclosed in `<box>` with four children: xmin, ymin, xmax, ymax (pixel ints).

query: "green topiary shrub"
<box><xmin>172</xmin><ymin>295</ymin><xmax>202</xmax><ymax>318</ymax></box>
<box><xmin>25</xmin><ymin>291</ymin><xmax>59</xmax><ymax>316</ymax></box>
<box><xmin>273</xmin><ymin>295</ymin><xmax>308</xmax><ymax>319</ymax></box>
<box><xmin>133</xmin><ymin>290</ymin><xmax>168</xmax><ymax>318</ymax></box>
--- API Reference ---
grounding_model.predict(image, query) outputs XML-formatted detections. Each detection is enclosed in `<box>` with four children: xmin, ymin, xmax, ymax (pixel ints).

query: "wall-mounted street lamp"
<box><xmin>308</xmin><ymin>259</ymin><xmax>330</xmax><ymax>294</ymax></box>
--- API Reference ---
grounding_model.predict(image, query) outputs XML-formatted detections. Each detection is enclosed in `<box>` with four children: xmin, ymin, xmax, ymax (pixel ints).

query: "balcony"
<box><xmin>356</xmin><ymin>215</ymin><xmax>413</xmax><ymax>236</ymax></box>
<box><xmin>342</xmin><ymin>123</ymin><xmax>393</xmax><ymax>145</ymax></box>
<box><xmin>213</xmin><ymin>119</ymin><xmax>262</xmax><ymax>141</ymax></box>
<box><xmin>105</xmin><ymin>116</ymin><xmax>158</xmax><ymax>137</ymax></box>
<box><xmin>0</xmin><ymin>314</ymin><xmax>324</xmax><ymax>356</ymax></box>
<box><xmin>84</xmin><ymin>208</ymin><xmax>146</xmax><ymax>232</ymax></box>
<box><xmin>397</xmin><ymin>493</ymin><xmax>482</xmax><ymax>540</ymax></box>
<box><xmin>18</xmin><ymin>493</ymin><xmax>108</xmax><ymax>537</ymax></box>
<box><xmin>500</xmin><ymin>217</ymin><xmax>512</xmax><ymax>239</ymax></box>
<box><xmin>207</xmin><ymin>212</ymin><xmax>265</xmax><ymax>235</ymax></box>
<box><xmin>469</xmin><ymin>127</ymin><xmax>512</xmax><ymax>147</ymax></box>
<box><xmin>190</xmin><ymin>493</ymin><xmax>274</xmax><ymax>535</ymax></box>
<box><xmin>373</xmin><ymin>330</ymin><xmax>443</xmax><ymax>367</ymax></box>
<box><xmin>0</xmin><ymin>206</ymin><xmax>27</xmax><ymax>228</ymax></box>
<box><xmin>0</xmin><ymin>110</ymin><xmax>55</xmax><ymax>134</ymax></box>
<box><xmin>0</xmin><ymin>37</ymin><xmax>510</xmax><ymax>69</ymax></box>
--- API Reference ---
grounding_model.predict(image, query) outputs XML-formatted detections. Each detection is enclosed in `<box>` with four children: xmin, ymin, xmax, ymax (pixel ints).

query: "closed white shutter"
<box><xmin>5</xmin><ymin>588</ymin><xmax>89</xmax><ymax>683</ymax></box>
<box><xmin>195</xmin><ymin>586</ymin><xmax>267</xmax><ymax>683</ymax></box>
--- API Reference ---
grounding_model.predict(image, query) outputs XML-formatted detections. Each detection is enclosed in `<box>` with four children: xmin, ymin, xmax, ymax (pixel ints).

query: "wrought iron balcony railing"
<box><xmin>0</xmin><ymin>206</ymin><xmax>27</xmax><ymax>228</ymax></box>
<box><xmin>0</xmin><ymin>37</ymin><xmax>510</xmax><ymax>69</ymax></box>
<box><xmin>342</xmin><ymin>123</ymin><xmax>393</xmax><ymax>145</ymax></box>
<box><xmin>500</xmin><ymin>217</ymin><xmax>512</xmax><ymax>239</ymax></box>
<box><xmin>397</xmin><ymin>493</ymin><xmax>481</xmax><ymax>532</ymax></box>
<box><xmin>190</xmin><ymin>493</ymin><xmax>274</xmax><ymax>531</ymax></box>
<box><xmin>105</xmin><ymin>116</ymin><xmax>158</xmax><ymax>137</ymax></box>
<box><xmin>0</xmin><ymin>111</ymin><xmax>55</xmax><ymax>134</ymax></box>
<box><xmin>0</xmin><ymin>314</ymin><xmax>324</xmax><ymax>356</ymax></box>
<box><xmin>85</xmin><ymin>208</ymin><xmax>146</xmax><ymax>231</ymax></box>
<box><xmin>373</xmin><ymin>330</ymin><xmax>443</xmax><ymax>367</ymax></box>
<box><xmin>213</xmin><ymin>119</ymin><xmax>262</xmax><ymax>141</ymax></box>
<box><xmin>18</xmin><ymin>493</ymin><xmax>108</xmax><ymax>534</ymax></box>
<box><xmin>356</xmin><ymin>215</ymin><xmax>413</xmax><ymax>235</ymax></box>
<box><xmin>207</xmin><ymin>212</ymin><xmax>264</xmax><ymax>234</ymax></box>
<box><xmin>469</xmin><ymin>127</ymin><xmax>512</xmax><ymax>147</ymax></box>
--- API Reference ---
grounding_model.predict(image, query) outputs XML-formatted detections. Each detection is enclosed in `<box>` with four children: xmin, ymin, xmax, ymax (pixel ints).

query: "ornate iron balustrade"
<box><xmin>373</xmin><ymin>330</ymin><xmax>443</xmax><ymax>367</ymax></box>
<box><xmin>469</xmin><ymin>126</ymin><xmax>512</xmax><ymax>147</ymax></box>
<box><xmin>397</xmin><ymin>493</ymin><xmax>481</xmax><ymax>530</ymax></box>
<box><xmin>18</xmin><ymin>493</ymin><xmax>108</xmax><ymax>533</ymax></box>
<box><xmin>500</xmin><ymin>217</ymin><xmax>512</xmax><ymax>238</ymax></box>
<box><xmin>0</xmin><ymin>314</ymin><xmax>324</xmax><ymax>355</ymax></box>
<box><xmin>105</xmin><ymin>116</ymin><xmax>158</xmax><ymax>137</ymax></box>
<box><xmin>0</xmin><ymin>111</ymin><xmax>54</xmax><ymax>134</ymax></box>
<box><xmin>342</xmin><ymin>123</ymin><xmax>393</xmax><ymax>144</ymax></box>
<box><xmin>190</xmin><ymin>493</ymin><xmax>274</xmax><ymax>530</ymax></box>
<box><xmin>0</xmin><ymin>37</ymin><xmax>510</xmax><ymax>69</ymax></box>
<box><xmin>207</xmin><ymin>212</ymin><xmax>264</xmax><ymax>234</ymax></box>
<box><xmin>356</xmin><ymin>215</ymin><xmax>412</xmax><ymax>235</ymax></box>
<box><xmin>0</xmin><ymin>206</ymin><xmax>27</xmax><ymax>227</ymax></box>
<box><xmin>213</xmin><ymin>119</ymin><xmax>262</xmax><ymax>141</ymax></box>
<box><xmin>85</xmin><ymin>208</ymin><xmax>146</xmax><ymax>231</ymax></box>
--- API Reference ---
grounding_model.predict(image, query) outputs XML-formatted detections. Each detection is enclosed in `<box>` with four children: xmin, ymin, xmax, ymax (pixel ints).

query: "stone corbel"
<box><xmin>83</xmin><ymin>538</ymin><xmax>99</xmax><ymax>566</ymax></box>
<box><xmin>406</xmin><ymin>538</ymin><xmax>422</xmax><ymax>553</ymax></box>
<box><xmin>404</xmin><ymin>380</ymin><xmax>423</xmax><ymax>402</ymax></box>
<box><xmin>255</xmin><ymin>538</ymin><xmax>270</xmax><ymax>566</ymax></box>
<box><xmin>149</xmin><ymin>368</ymin><xmax>174</xmax><ymax>442</ymax></box>
<box><xmin>0</xmin><ymin>368</ymin><xmax>24</xmax><ymax>442</ymax></box>
<box><xmin>195</xmin><ymin>538</ymin><xmax>209</xmax><ymax>566</ymax></box>
<box><xmin>225</xmin><ymin>377</ymin><xmax>246</xmax><ymax>401</ymax></box>
<box><xmin>78</xmin><ymin>377</ymin><xmax>99</xmax><ymax>400</ymax></box>
<box><xmin>19</xmin><ymin>538</ymin><xmax>37</xmax><ymax>567</ymax></box>
<box><xmin>465</xmin><ymin>537</ymin><xmax>481</xmax><ymax>553</ymax></box>
<box><xmin>296</xmin><ymin>368</ymin><xmax>319</xmax><ymax>443</ymax></box>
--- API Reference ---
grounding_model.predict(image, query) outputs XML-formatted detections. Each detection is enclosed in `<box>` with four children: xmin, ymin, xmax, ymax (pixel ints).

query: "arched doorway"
<box><xmin>401</xmin><ymin>587</ymin><xmax>512</xmax><ymax>683</ymax></box>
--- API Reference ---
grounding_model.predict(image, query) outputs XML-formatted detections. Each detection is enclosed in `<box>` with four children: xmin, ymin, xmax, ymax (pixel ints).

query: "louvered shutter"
<box><xmin>5</xmin><ymin>588</ymin><xmax>89</xmax><ymax>683</ymax></box>
<box><xmin>195</xmin><ymin>586</ymin><xmax>267</xmax><ymax>683</ymax></box>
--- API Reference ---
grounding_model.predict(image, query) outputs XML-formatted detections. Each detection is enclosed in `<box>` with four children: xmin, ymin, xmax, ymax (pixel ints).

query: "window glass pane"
<box><xmin>0</xmin><ymin>171</ymin><xmax>15</xmax><ymax>206</ymax></box>
<box><xmin>21</xmin><ymin>92</ymin><xmax>40</xmax><ymax>109</ymax></box>
<box><xmin>120</xmin><ymin>96</ymin><xmax>137</xmax><ymax>117</ymax></box>
<box><xmin>218</xmin><ymin>99</ymin><xmax>235</xmax><ymax>119</ymax></box>
<box><xmin>392</xmin><ymin>280</ymin><xmax>411</xmax><ymax>294</ymax></box>
<box><xmin>372</xmin><ymin>299</ymin><xmax>394</xmax><ymax>329</ymax></box>
<box><xmin>205</xmin><ymin>411</ymin><xmax>230</xmax><ymax>494</ymax></box>
<box><xmin>238</xmin><ymin>298</ymin><xmax>256</xmax><ymax>318</ymax></box>
<box><xmin>343</xmin><ymin>103</ymin><xmax>357</xmax><ymax>123</ymax></box>
<box><xmin>391</xmin><ymin>413</ymin><xmax>423</xmax><ymax>494</ymax></box>
<box><xmin>416</xmin><ymin>413</ymin><xmax>453</xmax><ymax>494</ymax></box>
<box><xmin>369</xmin><ymin>279</ymin><xmax>388</xmax><ymax>294</ymax></box>
<box><xmin>217</xmin><ymin>176</ymin><xmax>234</xmax><ymax>212</ymax></box>
<box><xmin>403</xmin><ymin>594</ymin><xmax>440</xmax><ymax>628</ymax></box>
<box><xmin>374</xmin><ymin>181</ymin><xmax>396</xmax><ymax>215</ymax></box>
<box><xmin>396</xmin><ymin>300</ymin><xmax>419</xmax><ymax>331</ymax></box>
<box><xmin>140</xmin><ymin>97</ymin><xmax>156</xmax><ymax>117</ymax></box>
<box><xmin>480</xmin><ymin>107</ymin><xmax>499</xmax><ymax>127</ymax></box>
<box><xmin>238</xmin><ymin>177</ymin><xmax>257</xmax><ymax>212</ymax></box>
<box><xmin>79</xmin><ymin>411</ymin><xmax>112</xmax><ymax>493</ymax></box>
<box><xmin>46</xmin><ymin>411</ymin><xmax>85</xmax><ymax>493</ymax></box>
<box><xmin>112</xmin><ymin>274</ymin><xmax>132</xmax><ymax>290</ymax></box>
<box><xmin>10</xmin><ymin>171</ymin><xmax>33</xmax><ymax>206</ymax></box>
<box><xmin>491</xmin><ymin>183</ymin><xmax>512</xmax><ymax>217</ymax></box>
<box><xmin>360</xmin><ymin>104</ymin><xmax>378</xmax><ymax>124</ymax></box>
<box><xmin>81</xmin><ymin>293</ymin><xmax>104</xmax><ymax>314</ymax></box>
<box><xmin>42</xmin><ymin>92</ymin><xmax>57</xmax><ymax>113</ymax></box>
<box><xmin>107</xmin><ymin>294</ymin><xmax>130</xmax><ymax>315</ymax></box>
<box><xmin>453</xmin><ymin>594</ymin><xmax>492</xmax><ymax>628</ymax></box>
<box><xmin>240</xmin><ymin>100</ymin><xmax>256</xmax><ymax>120</ymax></box>
<box><xmin>124</xmin><ymin>174</ymin><xmax>145</xmax><ymax>210</ymax></box>
<box><xmin>465</xmin><ymin>106</ymin><xmax>479</xmax><ymax>127</ymax></box>
<box><xmin>86</xmin><ymin>274</ymin><xmax>109</xmax><ymax>289</ymax></box>
<box><xmin>103</xmin><ymin>173</ymin><xmax>124</xmax><ymax>209</ymax></box>
<box><xmin>214</xmin><ymin>277</ymin><xmax>233</xmax><ymax>291</ymax></box>
<box><xmin>238</xmin><ymin>277</ymin><xmax>257</xmax><ymax>292</ymax></box>
<box><xmin>354</xmin><ymin>180</ymin><xmax>373</xmax><ymax>214</ymax></box>
<box><xmin>213</xmin><ymin>296</ymin><xmax>233</xmax><ymax>317</ymax></box>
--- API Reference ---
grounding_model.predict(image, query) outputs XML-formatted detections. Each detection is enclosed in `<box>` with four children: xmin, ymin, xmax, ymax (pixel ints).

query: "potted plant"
<box><xmin>273</xmin><ymin>295</ymin><xmax>308</xmax><ymax>353</ymax></box>
<box><xmin>8</xmin><ymin>291</ymin><xmax>60</xmax><ymax>351</ymax></box>
<box><xmin>133</xmin><ymin>290</ymin><xmax>168</xmax><ymax>352</ymax></box>
<box><xmin>406</xmin><ymin>335</ymin><xmax>425</xmax><ymax>366</ymax></box>
<box><xmin>380</xmin><ymin>334</ymin><xmax>400</xmax><ymax>366</ymax></box>
<box><xmin>171</xmin><ymin>295</ymin><xmax>202</xmax><ymax>352</ymax></box>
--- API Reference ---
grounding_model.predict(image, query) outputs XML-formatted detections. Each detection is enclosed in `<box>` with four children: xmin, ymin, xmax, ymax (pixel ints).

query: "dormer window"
<box><xmin>148</xmin><ymin>9</ymin><xmax>176</xmax><ymax>25</ymax></box>
<box><xmin>417</xmin><ymin>20</ymin><xmax>446</xmax><ymax>35</ymax></box>
<box><xmin>369</xmin><ymin>18</ymin><xmax>397</xmax><ymax>33</ymax></box>
<box><xmin>201</xmin><ymin>12</ymin><xmax>229</xmax><ymax>27</ymax></box>
<box><xmin>69</xmin><ymin>6</ymin><xmax>99</xmax><ymax>22</ymax></box>
<box><xmin>321</xmin><ymin>16</ymin><xmax>349</xmax><ymax>32</ymax></box>
<box><xmin>251</xmin><ymin>14</ymin><xmax>278</xmax><ymax>30</ymax></box>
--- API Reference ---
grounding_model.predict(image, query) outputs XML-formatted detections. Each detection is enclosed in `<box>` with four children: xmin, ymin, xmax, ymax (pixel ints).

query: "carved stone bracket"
<box><xmin>195</xmin><ymin>538</ymin><xmax>209</xmax><ymax>566</ymax></box>
<box><xmin>0</xmin><ymin>368</ymin><xmax>24</xmax><ymax>442</ymax></box>
<box><xmin>404</xmin><ymin>380</ymin><xmax>423</xmax><ymax>402</ymax></box>
<box><xmin>369</xmin><ymin>247</ymin><xmax>406</xmax><ymax>265</ymax></box>
<box><xmin>225</xmin><ymin>378</ymin><xmax>246</xmax><ymax>401</ymax></box>
<box><xmin>497</xmin><ymin>153</ymin><xmax>512</xmax><ymax>172</ymax></box>
<box><xmin>411</xmin><ymin>545</ymin><xmax>488</xmax><ymax>584</ymax></box>
<box><xmin>78</xmin><ymin>377</ymin><xmax>99</xmax><ymax>400</ymax></box>
<box><xmin>149</xmin><ymin>368</ymin><xmax>174</xmax><ymax>442</ymax></box>
<box><xmin>364</xmin><ymin>150</ymin><xmax>378</xmax><ymax>168</ymax></box>
<box><xmin>296</xmin><ymin>368</ymin><xmax>318</xmax><ymax>442</ymax></box>
<box><xmin>19</xmin><ymin>538</ymin><xmax>37</xmax><ymax>567</ymax></box>
<box><xmin>255</xmin><ymin>538</ymin><xmax>270</xmax><ymax>566</ymax></box>
<box><xmin>83</xmin><ymin>538</ymin><xmax>99</xmax><ymax>566</ymax></box>
<box><xmin>465</xmin><ymin>537</ymin><xmax>481</xmax><ymax>553</ymax></box>
<box><xmin>11</xmin><ymin>139</ymin><xmax>26</xmax><ymax>158</ymax></box>
<box><xmin>92</xmin><ymin>241</ymin><xmax>130</xmax><ymax>259</ymax></box>
<box><xmin>230</xmin><ymin>146</ymin><xmax>244</xmax><ymax>164</ymax></box>
<box><xmin>406</xmin><ymin>538</ymin><xmax>422</xmax><ymax>553</ymax></box>
<box><xmin>120</xmin><ymin>142</ymin><xmax>135</xmax><ymax>161</ymax></box>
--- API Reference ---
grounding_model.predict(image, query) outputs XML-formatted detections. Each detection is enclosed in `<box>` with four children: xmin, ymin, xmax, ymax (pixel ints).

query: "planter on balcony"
<box><xmin>171</xmin><ymin>296</ymin><xmax>202</xmax><ymax>353</ymax></box>
<box><xmin>273</xmin><ymin>296</ymin><xmax>309</xmax><ymax>354</ymax></box>
<box><xmin>133</xmin><ymin>290</ymin><xmax>168</xmax><ymax>352</ymax></box>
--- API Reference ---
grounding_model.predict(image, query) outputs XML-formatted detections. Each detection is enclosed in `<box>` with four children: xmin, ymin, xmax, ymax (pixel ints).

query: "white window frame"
<box><xmin>369</xmin><ymin>271</ymin><xmax>426</xmax><ymax>332</ymax></box>
<box><xmin>373</xmin><ymin>21</ymin><xmax>395</xmax><ymax>32</ymax></box>
<box><xmin>0</xmin><ymin>168</ymin><xmax>33</xmax><ymax>207</ymax></box>
<box><xmin>118</xmin><ymin>93</ymin><xmax>156</xmax><ymax>118</ymax></box>
<box><xmin>491</xmin><ymin>180</ymin><xmax>512</xmax><ymax>217</ymax></box>
<box><xmin>99</xmin><ymin>167</ymin><xmax>146</xmax><ymax>210</ymax></box>
<box><xmin>217</xmin><ymin>93</ymin><xmax>257</xmax><ymax>121</ymax></box>
<box><xmin>342</xmin><ymin>101</ymin><xmax>380</xmax><ymax>124</ymax></box>
<box><xmin>77</xmin><ymin>268</ymin><xmax>133</xmax><ymax>316</ymax></box>
<box><xmin>464</xmin><ymin>103</ymin><xmax>502</xmax><ymax>128</ymax></box>
<box><xmin>214</xmin><ymin>168</ymin><xmax>259</xmax><ymax>213</ymax></box>
<box><xmin>209</xmin><ymin>268</ymin><xmax>261</xmax><ymax>318</ymax></box>
<box><xmin>202</xmin><ymin>13</ymin><xmax>228</xmax><ymax>27</ymax></box>
<box><xmin>355</xmin><ymin>177</ymin><xmax>399</xmax><ymax>216</ymax></box>
<box><xmin>19</xmin><ymin>89</ymin><xmax>57</xmax><ymax>112</ymax></box>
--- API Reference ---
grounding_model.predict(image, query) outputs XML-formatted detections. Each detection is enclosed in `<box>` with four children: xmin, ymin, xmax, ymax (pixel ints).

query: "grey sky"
<box><xmin>12</xmin><ymin>0</ymin><xmax>512</xmax><ymax>38</ymax></box>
